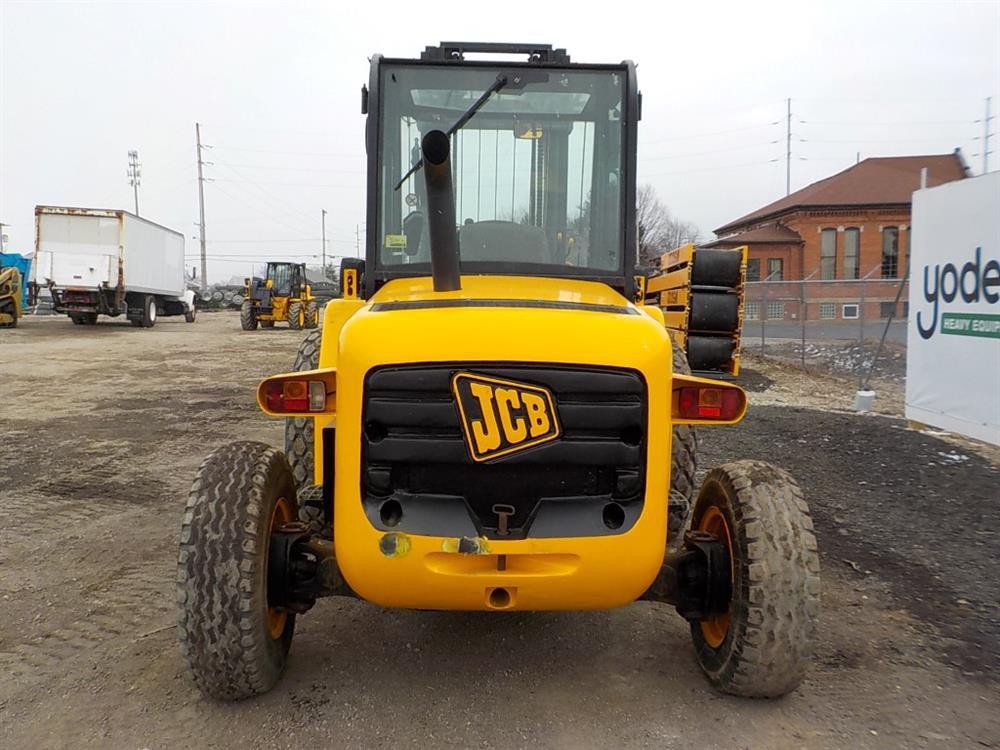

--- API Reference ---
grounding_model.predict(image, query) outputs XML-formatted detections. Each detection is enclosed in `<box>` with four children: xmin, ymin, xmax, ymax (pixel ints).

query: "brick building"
<box><xmin>706</xmin><ymin>151</ymin><xmax>970</xmax><ymax>322</ymax></box>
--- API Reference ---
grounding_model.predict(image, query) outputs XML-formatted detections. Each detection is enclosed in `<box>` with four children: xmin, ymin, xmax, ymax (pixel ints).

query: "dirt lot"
<box><xmin>1</xmin><ymin>312</ymin><xmax>998</xmax><ymax>749</ymax></box>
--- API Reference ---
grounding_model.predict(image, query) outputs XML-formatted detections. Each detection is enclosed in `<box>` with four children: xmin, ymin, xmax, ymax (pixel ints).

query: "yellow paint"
<box><xmin>257</xmin><ymin>273</ymin><xmax>746</xmax><ymax>611</ymax></box>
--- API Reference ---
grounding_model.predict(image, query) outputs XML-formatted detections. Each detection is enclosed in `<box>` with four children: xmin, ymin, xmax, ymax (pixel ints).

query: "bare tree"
<box><xmin>637</xmin><ymin>184</ymin><xmax>700</xmax><ymax>268</ymax></box>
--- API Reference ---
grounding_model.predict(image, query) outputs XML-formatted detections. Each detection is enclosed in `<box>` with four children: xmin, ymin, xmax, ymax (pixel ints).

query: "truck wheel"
<box><xmin>285</xmin><ymin>329</ymin><xmax>321</xmax><ymax>490</ymax></box>
<box><xmin>240</xmin><ymin>301</ymin><xmax>258</xmax><ymax>331</ymax></box>
<box><xmin>185</xmin><ymin>307</ymin><xmax>197</xmax><ymax>323</ymax></box>
<box><xmin>82</xmin><ymin>312</ymin><xmax>98</xmax><ymax>325</ymax></box>
<box><xmin>688</xmin><ymin>460</ymin><xmax>820</xmax><ymax>698</ymax></box>
<box><xmin>141</xmin><ymin>295</ymin><xmax>157</xmax><ymax>327</ymax></box>
<box><xmin>668</xmin><ymin>344</ymin><xmax>698</xmax><ymax>546</ymax></box>
<box><xmin>304</xmin><ymin>300</ymin><xmax>319</xmax><ymax>329</ymax></box>
<box><xmin>287</xmin><ymin>300</ymin><xmax>304</xmax><ymax>330</ymax></box>
<box><xmin>70</xmin><ymin>313</ymin><xmax>85</xmax><ymax>325</ymax></box>
<box><xmin>177</xmin><ymin>441</ymin><xmax>299</xmax><ymax>700</ymax></box>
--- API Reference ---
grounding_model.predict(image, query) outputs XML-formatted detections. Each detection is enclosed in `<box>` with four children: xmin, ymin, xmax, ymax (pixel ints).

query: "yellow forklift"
<box><xmin>178</xmin><ymin>42</ymin><xmax>819</xmax><ymax>702</ymax></box>
<box><xmin>240</xmin><ymin>261</ymin><xmax>318</xmax><ymax>330</ymax></box>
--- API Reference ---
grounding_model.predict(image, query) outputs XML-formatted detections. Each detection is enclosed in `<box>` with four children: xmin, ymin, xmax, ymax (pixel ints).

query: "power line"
<box><xmin>210</xmin><ymin>145</ymin><xmax>362</xmax><ymax>158</ymax></box>
<box><xmin>641</xmin><ymin>120</ymin><xmax>781</xmax><ymax>145</ymax></box>
<box><xmin>212</xmin><ymin>161</ymin><xmax>364</xmax><ymax>174</ymax></box>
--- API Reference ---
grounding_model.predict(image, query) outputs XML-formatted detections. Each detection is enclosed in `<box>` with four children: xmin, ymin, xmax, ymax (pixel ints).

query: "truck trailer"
<box><xmin>32</xmin><ymin>206</ymin><xmax>196</xmax><ymax>327</ymax></box>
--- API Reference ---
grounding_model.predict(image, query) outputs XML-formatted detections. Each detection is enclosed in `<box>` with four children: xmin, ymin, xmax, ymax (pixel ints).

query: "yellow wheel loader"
<box><xmin>0</xmin><ymin>265</ymin><xmax>24</xmax><ymax>328</ymax></box>
<box><xmin>178</xmin><ymin>42</ymin><xmax>820</xmax><ymax>701</ymax></box>
<box><xmin>240</xmin><ymin>261</ymin><xmax>318</xmax><ymax>330</ymax></box>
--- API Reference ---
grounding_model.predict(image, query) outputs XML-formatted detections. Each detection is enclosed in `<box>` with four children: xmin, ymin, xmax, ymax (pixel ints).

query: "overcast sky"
<box><xmin>2</xmin><ymin>0</ymin><xmax>998</xmax><ymax>283</ymax></box>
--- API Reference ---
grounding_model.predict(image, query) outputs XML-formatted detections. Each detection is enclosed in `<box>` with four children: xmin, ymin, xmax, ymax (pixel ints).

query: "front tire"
<box><xmin>240</xmin><ymin>301</ymin><xmax>258</xmax><ymax>330</ymax></box>
<box><xmin>177</xmin><ymin>441</ymin><xmax>299</xmax><ymax>700</ymax></box>
<box><xmin>304</xmin><ymin>300</ymin><xmax>319</xmax><ymax>329</ymax></box>
<box><xmin>287</xmin><ymin>300</ymin><xmax>304</xmax><ymax>330</ymax></box>
<box><xmin>185</xmin><ymin>307</ymin><xmax>197</xmax><ymax>323</ymax></box>
<box><xmin>689</xmin><ymin>460</ymin><xmax>820</xmax><ymax>698</ymax></box>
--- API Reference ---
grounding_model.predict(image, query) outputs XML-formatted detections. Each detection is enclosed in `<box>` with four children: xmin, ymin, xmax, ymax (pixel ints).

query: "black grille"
<box><xmin>361</xmin><ymin>364</ymin><xmax>647</xmax><ymax>539</ymax></box>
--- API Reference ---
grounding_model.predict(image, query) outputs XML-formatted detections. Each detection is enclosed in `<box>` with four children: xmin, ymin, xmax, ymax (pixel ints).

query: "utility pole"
<box><xmin>785</xmin><ymin>98</ymin><xmax>792</xmax><ymax>196</ymax></box>
<box><xmin>983</xmin><ymin>96</ymin><xmax>994</xmax><ymax>174</ymax></box>
<box><xmin>321</xmin><ymin>209</ymin><xmax>328</xmax><ymax>278</ymax></box>
<box><xmin>127</xmin><ymin>150</ymin><xmax>141</xmax><ymax>215</ymax></box>
<box><xmin>196</xmin><ymin>123</ymin><xmax>208</xmax><ymax>292</ymax></box>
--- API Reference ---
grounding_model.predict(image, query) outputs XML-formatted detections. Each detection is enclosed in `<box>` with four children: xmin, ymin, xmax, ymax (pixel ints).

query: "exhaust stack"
<box><xmin>421</xmin><ymin>130</ymin><xmax>461</xmax><ymax>292</ymax></box>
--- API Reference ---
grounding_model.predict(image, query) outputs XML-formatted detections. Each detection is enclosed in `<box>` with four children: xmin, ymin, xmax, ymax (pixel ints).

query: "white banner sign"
<box><xmin>906</xmin><ymin>171</ymin><xmax>1000</xmax><ymax>445</ymax></box>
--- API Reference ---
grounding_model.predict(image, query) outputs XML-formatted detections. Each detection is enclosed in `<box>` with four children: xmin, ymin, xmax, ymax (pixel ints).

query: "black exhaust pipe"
<box><xmin>421</xmin><ymin>130</ymin><xmax>461</xmax><ymax>292</ymax></box>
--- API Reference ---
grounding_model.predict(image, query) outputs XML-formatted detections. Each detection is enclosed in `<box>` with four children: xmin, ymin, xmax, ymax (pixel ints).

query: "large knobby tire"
<box><xmin>668</xmin><ymin>344</ymin><xmax>698</xmax><ymax>545</ymax></box>
<box><xmin>284</xmin><ymin>331</ymin><xmax>329</xmax><ymax>534</ymax></box>
<box><xmin>304</xmin><ymin>299</ymin><xmax>319</xmax><ymax>329</ymax></box>
<box><xmin>285</xmin><ymin>330</ymin><xmax>321</xmax><ymax>490</ymax></box>
<box><xmin>177</xmin><ymin>441</ymin><xmax>299</xmax><ymax>700</ymax></box>
<box><xmin>689</xmin><ymin>460</ymin><xmax>820</xmax><ymax>698</ymax></box>
<box><xmin>240</xmin><ymin>300</ymin><xmax>258</xmax><ymax>331</ymax></box>
<box><xmin>287</xmin><ymin>300</ymin><xmax>304</xmax><ymax>330</ymax></box>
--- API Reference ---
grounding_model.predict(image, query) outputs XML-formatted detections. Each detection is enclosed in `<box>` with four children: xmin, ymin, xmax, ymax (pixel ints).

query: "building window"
<box><xmin>842</xmin><ymin>303</ymin><xmax>860</xmax><ymax>319</ymax></box>
<box><xmin>844</xmin><ymin>228</ymin><xmax>860</xmax><ymax>279</ymax></box>
<box><xmin>820</xmin><ymin>228</ymin><xmax>837</xmax><ymax>280</ymax></box>
<box><xmin>880</xmin><ymin>301</ymin><xmax>897</xmax><ymax>318</ymax></box>
<box><xmin>766</xmin><ymin>302</ymin><xmax>785</xmax><ymax>319</ymax></box>
<box><xmin>882</xmin><ymin>227</ymin><xmax>899</xmax><ymax>278</ymax></box>
<box><xmin>819</xmin><ymin>302</ymin><xmax>836</xmax><ymax>319</ymax></box>
<box><xmin>767</xmin><ymin>258</ymin><xmax>784</xmax><ymax>281</ymax></box>
<box><xmin>744</xmin><ymin>301</ymin><xmax>759</xmax><ymax>320</ymax></box>
<box><xmin>746</xmin><ymin>258</ymin><xmax>761</xmax><ymax>282</ymax></box>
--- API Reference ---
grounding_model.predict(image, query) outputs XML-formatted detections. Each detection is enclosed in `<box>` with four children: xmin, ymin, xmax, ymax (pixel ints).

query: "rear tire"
<box><xmin>177</xmin><ymin>441</ymin><xmax>299</xmax><ymax>700</ymax></box>
<box><xmin>689</xmin><ymin>460</ymin><xmax>820</xmax><ymax>698</ymax></box>
<box><xmin>240</xmin><ymin>301</ymin><xmax>258</xmax><ymax>331</ymax></box>
<box><xmin>668</xmin><ymin>344</ymin><xmax>698</xmax><ymax>546</ymax></box>
<box><xmin>285</xmin><ymin>330</ymin><xmax>321</xmax><ymax>490</ymax></box>
<box><xmin>287</xmin><ymin>300</ymin><xmax>303</xmax><ymax>330</ymax></box>
<box><xmin>141</xmin><ymin>295</ymin><xmax>156</xmax><ymax>328</ymax></box>
<box><xmin>185</xmin><ymin>307</ymin><xmax>196</xmax><ymax>323</ymax></box>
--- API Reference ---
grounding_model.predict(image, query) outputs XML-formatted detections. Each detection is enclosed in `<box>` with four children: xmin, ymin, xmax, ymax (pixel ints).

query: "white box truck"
<box><xmin>32</xmin><ymin>206</ymin><xmax>197</xmax><ymax>326</ymax></box>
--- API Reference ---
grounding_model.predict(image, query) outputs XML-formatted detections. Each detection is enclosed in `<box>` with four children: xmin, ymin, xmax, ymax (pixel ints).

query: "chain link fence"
<box><xmin>741</xmin><ymin>273</ymin><xmax>909</xmax><ymax>387</ymax></box>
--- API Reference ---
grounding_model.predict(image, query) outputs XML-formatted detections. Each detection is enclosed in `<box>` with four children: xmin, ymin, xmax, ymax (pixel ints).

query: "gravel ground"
<box><xmin>0</xmin><ymin>312</ymin><xmax>997</xmax><ymax>749</ymax></box>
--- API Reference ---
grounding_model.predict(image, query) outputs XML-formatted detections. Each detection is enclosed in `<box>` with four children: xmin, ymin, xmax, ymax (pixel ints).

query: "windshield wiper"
<box><xmin>394</xmin><ymin>74</ymin><xmax>508</xmax><ymax>191</ymax></box>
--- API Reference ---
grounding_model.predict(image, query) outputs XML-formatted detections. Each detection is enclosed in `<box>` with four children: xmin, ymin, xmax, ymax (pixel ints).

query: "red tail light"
<box><xmin>264</xmin><ymin>380</ymin><xmax>325</xmax><ymax>413</ymax></box>
<box><xmin>677</xmin><ymin>386</ymin><xmax>743</xmax><ymax>421</ymax></box>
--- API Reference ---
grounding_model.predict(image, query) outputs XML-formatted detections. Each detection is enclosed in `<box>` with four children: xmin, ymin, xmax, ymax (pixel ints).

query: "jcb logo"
<box><xmin>452</xmin><ymin>373</ymin><xmax>560</xmax><ymax>462</ymax></box>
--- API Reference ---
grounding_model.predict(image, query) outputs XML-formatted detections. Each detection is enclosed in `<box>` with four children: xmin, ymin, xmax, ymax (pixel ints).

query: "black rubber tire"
<box><xmin>689</xmin><ymin>248</ymin><xmax>743</xmax><ymax>288</ymax></box>
<box><xmin>141</xmin><ymin>295</ymin><xmax>156</xmax><ymax>328</ymax></box>
<box><xmin>304</xmin><ymin>300</ymin><xmax>319</xmax><ymax>329</ymax></box>
<box><xmin>82</xmin><ymin>312</ymin><xmax>98</xmax><ymax>325</ymax></box>
<box><xmin>687</xmin><ymin>335</ymin><xmax>736</xmax><ymax>372</ymax></box>
<box><xmin>668</xmin><ymin>344</ymin><xmax>698</xmax><ymax>546</ymax></box>
<box><xmin>689</xmin><ymin>292</ymin><xmax>740</xmax><ymax>333</ymax></box>
<box><xmin>0</xmin><ymin>300</ymin><xmax>17</xmax><ymax>327</ymax></box>
<box><xmin>260</xmin><ymin>319</ymin><xmax>275</xmax><ymax>329</ymax></box>
<box><xmin>185</xmin><ymin>307</ymin><xmax>196</xmax><ymax>323</ymax></box>
<box><xmin>689</xmin><ymin>460</ymin><xmax>821</xmax><ymax>698</ymax></box>
<box><xmin>285</xmin><ymin>330</ymin><xmax>321</xmax><ymax>490</ymax></box>
<box><xmin>287</xmin><ymin>300</ymin><xmax>304</xmax><ymax>330</ymax></box>
<box><xmin>177</xmin><ymin>441</ymin><xmax>299</xmax><ymax>700</ymax></box>
<box><xmin>70</xmin><ymin>313</ymin><xmax>85</xmax><ymax>325</ymax></box>
<box><xmin>240</xmin><ymin>301</ymin><xmax>258</xmax><ymax>331</ymax></box>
